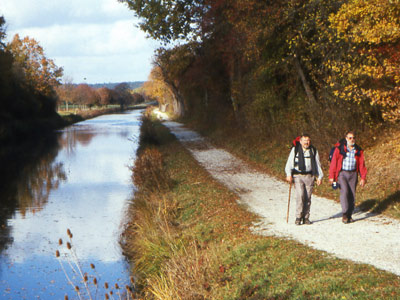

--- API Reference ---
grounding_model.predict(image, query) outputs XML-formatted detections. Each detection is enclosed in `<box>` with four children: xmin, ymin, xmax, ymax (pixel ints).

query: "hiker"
<box><xmin>329</xmin><ymin>131</ymin><xmax>367</xmax><ymax>224</ymax></box>
<box><xmin>285</xmin><ymin>134</ymin><xmax>323</xmax><ymax>225</ymax></box>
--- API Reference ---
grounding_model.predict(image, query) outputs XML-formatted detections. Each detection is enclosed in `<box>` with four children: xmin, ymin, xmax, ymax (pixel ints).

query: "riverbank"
<box><xmin>59</xmin><ymin>103</ymin><xmax>152</xmax><ymax>126</ymax></box>
<box><xmin>124</xmin><ymin>114</ymin><xmax>400</xmax><ymax>299</ymax></box>
<box><xmin>1</xmin><ymin>103</ymin><xmax>152</xmax><ymax>144</ymax></box>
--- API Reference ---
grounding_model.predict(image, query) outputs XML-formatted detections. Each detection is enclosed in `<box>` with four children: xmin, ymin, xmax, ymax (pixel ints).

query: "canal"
<box><xmin>0</xmin><ymin>110</ymin><xmax>142</xmax><ymax>299</ymax></box>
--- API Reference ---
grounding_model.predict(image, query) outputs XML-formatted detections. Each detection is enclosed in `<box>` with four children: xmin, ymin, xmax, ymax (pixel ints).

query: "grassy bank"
<box><xmin>59</xmin><ymin>106</ymin><xmax>127</xmax><ymax>126</ymax></box>
<box><xmin>123</xmin><ymin>114</ymin><xmax>400</xmax><ymax>299</ymax></box>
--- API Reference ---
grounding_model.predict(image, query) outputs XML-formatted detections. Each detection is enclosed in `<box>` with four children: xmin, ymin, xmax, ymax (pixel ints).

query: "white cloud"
<box><xmin>0</xmin><ymin>0</ymin><xmax>135</xmax><ymax>29</ymax></box>
<box><xmin>11</xmin><ymin>20</ymin><xmax>149</xmax><ymax>56</ymax></box>
<box><xmin>0</xmin><ymin>0</ymin><xmax>161</xmax><ymax>83</ymax></box>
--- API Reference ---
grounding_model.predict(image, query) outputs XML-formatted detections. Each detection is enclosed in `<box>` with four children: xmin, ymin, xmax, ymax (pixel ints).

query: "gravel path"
<box><xmin>163</xmin><ymin>120</ymin><xmax>400</xmax><ymax>277</ymax></box>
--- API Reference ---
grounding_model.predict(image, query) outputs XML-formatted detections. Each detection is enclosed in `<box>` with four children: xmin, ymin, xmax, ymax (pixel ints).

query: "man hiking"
<box><xmin>285</xmin><ymin>134</ymin><xmax>323</xmax><ymax>225</ymax></box>
<box><xmin>329</xmin><ymin>131</ymin><xmax>367</xmax><ymax>224</ymax></box>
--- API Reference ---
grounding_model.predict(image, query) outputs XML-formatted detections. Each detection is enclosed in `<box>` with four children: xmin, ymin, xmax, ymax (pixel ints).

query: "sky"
<box><xmin>0</xmin><ymin>0</ymin><xmax>162</xmax><ymax>84</ymax></box>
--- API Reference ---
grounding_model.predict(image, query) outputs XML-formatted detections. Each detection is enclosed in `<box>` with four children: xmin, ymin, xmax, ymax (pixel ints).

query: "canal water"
<box><xmin>0</xmin><ymin>110</ymin><xmax>142</xmax><ymax>299</ymax></box>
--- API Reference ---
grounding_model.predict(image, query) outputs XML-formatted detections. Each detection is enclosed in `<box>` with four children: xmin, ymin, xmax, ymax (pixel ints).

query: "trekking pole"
<box><xmin>286</xmin><ymin>181</ymin><xmax>292</xmax><ymax>223</ymax></box>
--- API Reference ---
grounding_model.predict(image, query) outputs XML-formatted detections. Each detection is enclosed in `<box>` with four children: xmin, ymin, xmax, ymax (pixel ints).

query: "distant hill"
<box><xmin>88</xmin><ymin>81</ymin><xmax>145</xmax><ymax>90</ymax></box>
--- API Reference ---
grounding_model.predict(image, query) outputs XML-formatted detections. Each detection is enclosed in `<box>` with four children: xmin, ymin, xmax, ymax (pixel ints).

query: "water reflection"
<box><xmin>0</xmin><ymin>133</ymin><xmax>62</xmax><ymax>254</ymax></box>
<box><xmin>0</xmin><ymin>110</ymin><xmax>142</xmax><ymax>299</ymax></box>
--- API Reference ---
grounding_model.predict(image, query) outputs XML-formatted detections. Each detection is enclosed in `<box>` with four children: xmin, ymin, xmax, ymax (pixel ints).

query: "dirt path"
<box><xmin>162</xmin><ymin>120</ymin><xmax>400</xmax><ymax>277</ymax></box>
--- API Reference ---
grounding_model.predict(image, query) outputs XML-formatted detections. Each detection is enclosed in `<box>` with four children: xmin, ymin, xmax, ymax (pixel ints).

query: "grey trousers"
<box><xmin>338</xmin><ymin>170</ymin><xmax>358</xmax><ymax>217</ymax></box>
<box><xmin>293</xmin><ymin>174</ymin><xmax>315</xmax><ymax>219</ymax></box>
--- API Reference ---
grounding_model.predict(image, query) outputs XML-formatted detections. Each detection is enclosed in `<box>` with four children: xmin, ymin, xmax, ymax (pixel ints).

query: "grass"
<box><xmin>123</xmin><ymin>115</ymin><xmax>400</xmax><ymax>300</ymax></box>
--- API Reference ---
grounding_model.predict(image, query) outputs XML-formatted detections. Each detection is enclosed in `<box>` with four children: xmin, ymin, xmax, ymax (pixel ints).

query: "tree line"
<box><xmin>56</xmin><ymin>81</ymin><xmax>144</xmax><ymax>111</ymax></box>
<box><xmin>122</xmin><ymin>0</ymin><xmax>400</xmax><ymax>141</ymax></box>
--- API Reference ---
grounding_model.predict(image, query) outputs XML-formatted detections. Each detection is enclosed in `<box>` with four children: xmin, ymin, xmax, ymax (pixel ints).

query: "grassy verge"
<box><xmin>123</xmin><ymin>114</ymin><xmax>400</xmax><ymax>299</ymax></box>
<box><xmin>59</xmin><ymin>107</ymin><xmax>121</xmax><ymax>126</ymax></box>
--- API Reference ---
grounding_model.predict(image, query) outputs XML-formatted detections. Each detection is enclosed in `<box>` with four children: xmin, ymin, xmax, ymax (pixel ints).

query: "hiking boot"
<box><xmin>303</xmin><ymin>218</ymin><xmax>312</xmax><ymax>225</ymax></box>
<box><xmin>342</xmin><ymin>215</ymin><xmax>348</xmax><ymax>224</ymax></box>
<box><xmin>295</xmin><ymin>218</ymin><xmax>302</xmax><ymax>225</ymax></box>
<box><xmin>347</xmin><ymin>217</ymin><xmax>354</xmax><ymax>223</ymax></box>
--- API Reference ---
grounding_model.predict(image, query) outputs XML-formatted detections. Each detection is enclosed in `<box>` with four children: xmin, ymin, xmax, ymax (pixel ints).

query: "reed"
<box><xmin>55</xmin><ymin>229</ymin><xmax>137</xmax><ymax>300</ymax></box>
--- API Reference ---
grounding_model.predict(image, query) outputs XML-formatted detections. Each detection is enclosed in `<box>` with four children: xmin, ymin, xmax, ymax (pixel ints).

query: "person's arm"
<box><xmin>285</xmin><ymin>148</ymin><xmax>295</xmax><ymax>182</ymax></box>
<box><xmin>358</xmin><ymin>150</ymin><xmax>367</xmax><ymax>186</ymax></box>
<box><xmin>315</xmin><ymin>150</ymin><xmax>323</xmax><ymax>185</ymax></box>
<box><xmin>329</xmin><ymin>147</ymin><xmax>339</xmax><ymax>183</ymax></box>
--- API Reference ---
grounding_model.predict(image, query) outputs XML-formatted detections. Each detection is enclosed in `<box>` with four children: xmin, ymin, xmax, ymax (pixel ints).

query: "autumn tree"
<box><xmin>152</xmin><ymin>45</ymin><xmax>198</xmax><ymax>116</ymax></box>
<box><xmin>72</xmin><ymin>84</ymin><xmax>99</xmax><ymax>107</ymax></box>
<box><xmin>55</xmin><ymin>77</ymin><xmax>75</xmax><ymax>110</ymax></box>
<box><xmin>328</xmin><ymin>0</ymin><xmax>400</xmax><ymax>121</ymax></box>
<box><xmin>0</xmin><ymin>17</ymin><xmax>63</xmax><ymax>140</ymax></box>
<box><xmin>7</xmin><ymin>34</ymin><xmax>63</xmax><ymax>97</ymax></box>
<box><xmin>97</xmin><ymin>87</ymin><xmax>113</xmax><ymax>106</ymax></box>
<box><xmin>131</xmin><ymin>92</ymin><xmax>145</xmax><ymax>104</ymax></box>
<box><xmin>143</xmin><ymin>66</ymin><xmax>175</xmax><ymax>112</ymax></box>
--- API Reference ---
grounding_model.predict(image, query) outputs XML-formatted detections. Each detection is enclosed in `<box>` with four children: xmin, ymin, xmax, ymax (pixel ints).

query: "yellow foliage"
<box><xmin>327</xmin><ymin>0</ymin><xmax>400</xmax><ymax>121</ymax></box>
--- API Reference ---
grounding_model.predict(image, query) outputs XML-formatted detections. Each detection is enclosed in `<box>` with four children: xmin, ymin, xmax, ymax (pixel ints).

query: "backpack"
<box><xmin>328</xmin><ymin>146</ymin><xmax>336</xmax><ymax>162</ymax></box>
<box><xmin>329</xmin><ymin>139</ymin><xmax>346</xmax><ymax>162</ymax></box>
<box><xmin>292</xmin><ymin>136</ymin><xmax>301</xmax><ymax>158</ymax></box>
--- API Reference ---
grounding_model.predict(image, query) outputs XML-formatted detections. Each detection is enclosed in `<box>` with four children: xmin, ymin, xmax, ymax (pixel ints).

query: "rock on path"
<box><xmin>163</xmin><ymin>121</ymin><xmax>400</xmax><ymax>277</ymax></box>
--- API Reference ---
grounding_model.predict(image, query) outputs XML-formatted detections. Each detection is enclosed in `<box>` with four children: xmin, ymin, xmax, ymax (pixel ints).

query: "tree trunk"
<box><xmin>229</xmin><ymin>58</ymin><xmax>240</xmax><ymax>121</ymax></box>
<box><xmin>169</xmin><ymin>83</ymin><xmax>185</xmax><ymax>117</ymax></box>
<box><xmin>173</xmin><ymin>95</ymin><xmax>184</xmax><ymax>117</ymax></box>
<box><xmin>294</xmin><ymin>57</ymin><xmax>316</xmax><ymax>104</ymax></box>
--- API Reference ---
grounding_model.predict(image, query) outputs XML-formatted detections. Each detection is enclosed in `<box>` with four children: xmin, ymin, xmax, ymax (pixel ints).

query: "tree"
<box><xmin>114</xmin><ymin>83</ymin><xmax>132</xmax><ymax>109</ymax></box>
<box><xmin>119</xmin><ymin>0</ymin><xmax>205</xmax><ymax>43</ymax></box>
<box><xmin>0</xmin><ymin>16</ymin><xmax>7</xmax><ymax>50</ymax></box>
<box><xmin>55</xmin><ymin>77</ymin><xmax>75</xmax><ymax>110</ymax></box>
<box><xmin>152</xmin><ymin>45</ymin><xmax>197</xmax><ymax>116</ymax></box>
<box><xmin>328</xmin><ymin>0</ymin><xmax>400</xmax><ymax>121</ymax></box>
<box><xmin>131</xmin><ymin>92</ymin><xmax>145</xmax><ymax>104</ymax></box>
<box><xmin>143</xmin><ymin>66</ymin><xmax>175</xmax><ymax>111</ymax></box>
<box><xmin>7</xmin><ymin>34</ymin><xmax>63</xmax><ymax>97</ymax></box>
<box><xmin>72</xmin><ymin>84</ymin><xmax>99</xmax><ymax>107</ymax></box>
<box><xmin>97</xmin><ymin>87</ymin><xmax>113</xmax><ymax>106</ymax></box>
<box><xmin>0</xmin><ymin>16</ymin><xmax>14</xmax><ymax>112</ymax></box>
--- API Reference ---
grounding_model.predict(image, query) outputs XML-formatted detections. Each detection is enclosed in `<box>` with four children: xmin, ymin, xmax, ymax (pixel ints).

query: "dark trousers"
<box><xmin>338</xmin><ymin>170</ymin><xmax>358</xmax><ymax>217</ymax></box>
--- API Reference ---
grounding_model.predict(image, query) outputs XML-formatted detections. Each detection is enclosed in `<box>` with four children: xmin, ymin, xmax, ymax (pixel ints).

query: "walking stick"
<box><xmin>286</xmin><ymin>181</ymin><xmax>292</xmax><ymax>223</ymax></box>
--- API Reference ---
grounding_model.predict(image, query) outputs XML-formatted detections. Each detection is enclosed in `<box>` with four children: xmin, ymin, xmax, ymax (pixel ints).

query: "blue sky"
<box><xmin>0</xmin><ymin>0</ymin><xmax>162</xmax><ymax>84</ymax></box>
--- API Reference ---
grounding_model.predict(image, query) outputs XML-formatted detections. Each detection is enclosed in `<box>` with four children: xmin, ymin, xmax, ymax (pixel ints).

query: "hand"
<box><xmin>329</xmin><ymin>178</ymin><xmax>334</xmax><ymax>184</ymax></box>
<box><xmin>316</xmin><ymin>178</ymin><xmax>322</xmax><ymax>186</ymax></box>
<box><xmin>360</xmin><ymin>179</ymin><xmax>366</xmax><ymax>187</ymax></box>
<box><xmin>286</xmin><ymin>176</ymin><xmax>293</xmax><ymax>183</ymax></box>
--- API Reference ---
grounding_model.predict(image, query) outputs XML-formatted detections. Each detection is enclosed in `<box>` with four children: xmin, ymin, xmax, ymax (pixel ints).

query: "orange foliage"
<box><xmin>7</xmin><ymin>34</ymin><xmax>63</xmax><ymax>97</ymax></box>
